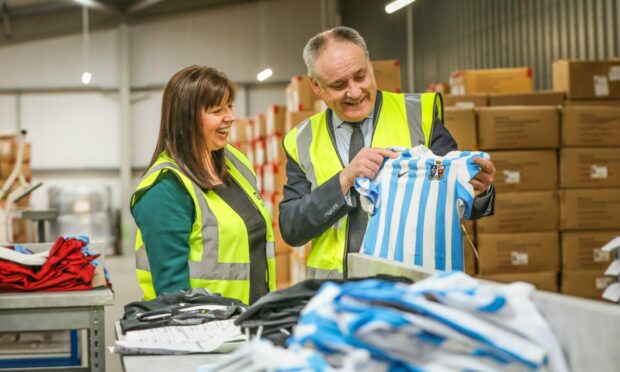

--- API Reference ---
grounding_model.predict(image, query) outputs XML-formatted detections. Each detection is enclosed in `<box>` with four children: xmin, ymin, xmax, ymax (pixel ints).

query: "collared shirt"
<box><xmin>331</xmin><ymin>111</ymin><xmax>374</xmax><ymax>165</ymax></box>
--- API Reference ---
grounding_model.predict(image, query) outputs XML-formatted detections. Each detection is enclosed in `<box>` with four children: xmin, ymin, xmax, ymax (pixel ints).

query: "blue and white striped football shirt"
<box><xmin>355</xmin><ymin>145</ymin><xmax>490</xmax><ymax>272</ymax></box>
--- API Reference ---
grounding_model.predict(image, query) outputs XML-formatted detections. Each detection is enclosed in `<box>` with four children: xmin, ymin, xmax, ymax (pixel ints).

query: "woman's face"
<box><xmin>201</xmin><ymin>98</ymin><xmax>237</xmax><ymax>151</ymax></box>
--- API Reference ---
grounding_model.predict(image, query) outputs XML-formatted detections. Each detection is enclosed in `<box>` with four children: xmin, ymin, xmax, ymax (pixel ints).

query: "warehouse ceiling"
<box><xmin>0</xmin><ymin>0</ymin><xmax>256</xmax><ymax>46</ymax></box>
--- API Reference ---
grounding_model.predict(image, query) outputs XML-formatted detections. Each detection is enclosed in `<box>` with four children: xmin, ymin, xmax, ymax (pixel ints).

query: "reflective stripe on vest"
<box><xmin>282</xmin><ymin>91</ymin><xmax>441</xmax><ymax>278</ymax></box>
<box><xmin>133</xmin><ymin>146</ymin><xmax>274</xmax><ymax>284</ymax></box>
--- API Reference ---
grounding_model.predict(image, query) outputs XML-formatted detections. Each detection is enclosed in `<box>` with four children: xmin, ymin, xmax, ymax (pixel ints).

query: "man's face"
<box><xmin>310</xmin><ymin>41</ymin><xmax>377</xmax><ymax>122</ymax></box>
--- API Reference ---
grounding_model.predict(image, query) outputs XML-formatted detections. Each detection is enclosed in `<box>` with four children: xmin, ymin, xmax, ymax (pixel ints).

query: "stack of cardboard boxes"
<box><xmin>554</xmin><ymin>60</ymin><xmax>620</xmax><ymax>299</ymax></box>
<box><xmin>475</xmin><ymin>104</ymin><xmax>561</xmax><ymax>292</ymax></box>
<box><xmin>0</xmin><ymin>134</ymin><xmax>33</xmax><ymax>242</ymax></box>
<box><xmin>441</xmin><ymin>61</ymin><xmax>620</xmax><ymax>301</ymax></box>
<box><xmin>445</xmin><ymin>67</ymin><xmax>561</xmax><ymax>292</ymax></box>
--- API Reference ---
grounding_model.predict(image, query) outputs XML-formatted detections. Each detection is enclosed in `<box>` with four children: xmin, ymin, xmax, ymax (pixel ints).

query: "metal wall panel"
<box><xmin>342</xmin><ymin>0</ymin><xmax>619</xmax><ymax>91</ymax></box>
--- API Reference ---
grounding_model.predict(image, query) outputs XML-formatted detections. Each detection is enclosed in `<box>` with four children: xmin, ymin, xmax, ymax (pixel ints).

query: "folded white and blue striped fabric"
<box><xmin>355</xmin><ymin>145</ymin><xmax>490</xmax><ymax>272</ymax></box>
<box><xmin>288</xmin><ymin>272</ymin><xmax>568</xmax><ymax>372</ymax></box>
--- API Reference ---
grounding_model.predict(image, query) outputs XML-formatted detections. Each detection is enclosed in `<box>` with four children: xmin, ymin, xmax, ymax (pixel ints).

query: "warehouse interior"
<box><xmin>0</xmin><ymin>0</ymin><xmax>619</xmax><ymax>371</ymax></box>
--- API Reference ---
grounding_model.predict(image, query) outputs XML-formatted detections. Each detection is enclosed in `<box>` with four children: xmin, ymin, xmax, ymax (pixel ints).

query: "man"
<box><xmin>279</xmin><ymin>27</ymin><xmax>495</xmax><ymax>279</ymax></box>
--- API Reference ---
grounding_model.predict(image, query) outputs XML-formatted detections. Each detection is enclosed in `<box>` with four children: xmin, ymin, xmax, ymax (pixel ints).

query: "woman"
<box><xmin>131</xmin><ymin>65</ymin><xmax>275</xmax><ymax>304</ymax></box>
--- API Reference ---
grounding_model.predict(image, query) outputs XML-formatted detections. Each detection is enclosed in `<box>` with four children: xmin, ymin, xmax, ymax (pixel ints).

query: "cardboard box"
<box><xmin>560</xmin><ymin>189</ymin><xmax>620</xmax><ymax>230</ymax></box>
<box><xmin>443</xmin><ymin>94</ymin><xmax>488</xmax><ymax>108</ymax></box>
<box><xmin>245</xmin><ymin>117</ymin><xmax>256</xmax><ymax>142</ymax></box>
<box><xmin>553</xmin><ymin>59</ymin><xmax>620</xmax><ymax>99</ymax></box>
<box><xmin>461</xmin><ymin>219</ymin><xmax>475</xmax><ymax>239</ymax></box>
<box><xmin>0</xmin><ymin>139</ymin><xmax>31</xmax><ymax>162</ymax></box>
<box><xmin>560</xmin><ymin>148</ymin><xmax>620</xmax><ymax>188</ymax></box>
<box><xmin>237</xmin><ymin>142</ymin><xmax>251</xmax><ymax>159</ymax></box>
<box><xmin>285</xmin><ymin>110</ymin><xmax>314</xmax><ymax>133</ymax></box>
<box><xmin>290</xmin><ymin>246</ymin><xmax>308</xmax><ymax>284</ymax></box>
<box><xmin>0</xmin><ymin>162</ymin><xmax>31</xmax><ymax>180</ymax></box>
<box><xmin>489</xmin><ymin>150</ymin><xmax>558</xmax><ymax>192</ymax></box>
<box><xmin>478</xmin><ymin>272</ymin><xmax>558</xmax><ymax>292</ymax></box>
<box><xmin>253</xmin><ymin>139</ymin><xmax>266</xmax><ymax>166</ymax></box>
<box><xmin>266</xmin><ymin>105</ymin><xmax>286</xmax><ymax>136</ymax></box>
<box><xmin>253</xmin><ymin>114</ymin><xmax>267</xmax><ymax>140</ymax></box>
<box><xmin>287</xmin><ymin>75</ymin><xmax>316</xmax><ymax>112</ymax></box>
<box><xmin>464</xmin><ymin>240</ymin><xmax>477</xmax><ymax>276</ymax></box>
<box><xmin>275</xmin><ymin>251</ymin><xmax>291</xmax><ymax>283</ymax></box>
<box><xmin>246</xmin><ymin>144</ymin><xmax>255</xmax><ymax>166</ymax></box>
<box><xmin>262</xmin><ymin>163</ymin><xmax>287</xmax><ymax>193</ymax></box>
<box><xmin>561</xmin><ymin>270</ymin><xmax>613</xmax><ymax>299</ymax></box>
<box><xmin>372</xmin><ymin>59</ymin><xmax>402</xmax><ymax>93</ymax></box>
<box><xmin>230</xmin><ymin>118</ymin><xmax>249</xmax><ymax>143</ymax></box>
<box><xmin>272</xmin><ymin>192</ymin><xmax>283</xmax><ymax>227</ymax></box>
<box><xmin>443</xmin><ymin>108</ymin><xmax>477</xmax><ymax>150</ymax></box>
<box><xmin>450</xmin><ymin>67</ymin><xmax>533</xmax><ymax>95</ymax></box>
<box><xmin>488</xmin><ymin>91</ymin><xmax>565</xmax><ymax>106</ymax></box>
<box><xmin>477</xmin><ymin>232</ymin><xmax>560</xmax><ymax>274</ymax></box>
<box><xmin>314</xmin><ymin>100</ymin><xmax>328</xmax><ymax>114</ymax></box>
<box><xmin>476</xmin><ymin>191</ymin><xmax>559</xmax><ymax>233</ymax></box>
<box><xmin>461</xmin><ymin>219</ymin><xmax>477</xmax><ymax>275</ymax></box>
<box><xmin>561</xmin><ymin>106</ymin><xmax>620</xmax><ymax>146</ymax></box>
<box><xmin>274</xmin><ymin>223</ymin><xmax>293</xmax><ymax>254</ymax></box>
<box><xmin>266</xmin><ymin>135</ymin><xmax>286</xmax><ymax>163</ymax></box>
<box><xmin>477</xmin><ymin>106</ymin><xmax>560</xmax><ymax>149</ymax></box>
<box><xmin>563</xmin><ymin>99</ymin><xmax>620</xmax><ymax>106</ymax></box>
<box><xmin>562</xmin><ymin>231</ymin><xmax>616</xmax><ymax>270</ymax></box>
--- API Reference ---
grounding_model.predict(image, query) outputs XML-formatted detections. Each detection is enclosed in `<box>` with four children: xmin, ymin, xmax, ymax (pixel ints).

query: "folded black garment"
<box><xmin>121</xmin><ymin>288</ymin><xmax>246</xmax><ymax>334</ymax></box>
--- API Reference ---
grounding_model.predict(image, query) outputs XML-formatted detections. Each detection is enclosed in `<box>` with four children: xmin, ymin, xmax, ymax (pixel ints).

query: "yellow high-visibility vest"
<box><xmin>132</xmin><ymin>144</ymin><xmax>276</xmax><ymax>303</ymax></box>
<box><xmin>283</xmin><ymin>91</ymin><xmax>443</xmax><ymax>278</ymax></box>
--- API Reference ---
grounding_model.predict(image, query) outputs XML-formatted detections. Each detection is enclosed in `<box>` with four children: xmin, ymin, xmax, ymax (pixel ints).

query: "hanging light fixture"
<box><xmin>256</xmin><ymin>68</ymin><xmax>273</xmax><ymax>82</ymax></box>
<box><xmin>385</xmin><ymin>0</ymin><xmax>415</xmax><ymax>14</ymax></box>
<box><xmin>81</xmin><ymin>5</ymin><xmax>92</xmax><ymax>85</ymax></box>
<box><xmin>255</xmin><ymin>2</ymin><xmax>273</xmax><ymax>82</ymax></box>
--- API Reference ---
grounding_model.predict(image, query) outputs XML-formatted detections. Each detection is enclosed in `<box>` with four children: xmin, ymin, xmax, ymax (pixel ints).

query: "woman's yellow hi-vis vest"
<box><xmin>283</xmin><ymin>91</ymin><xmax>443</xmax><ymax>279</ymax></box>
<box><xmin>131</xmin><ymin>144</ymin><xmax>276</xmax><ymax>304</ymax></box>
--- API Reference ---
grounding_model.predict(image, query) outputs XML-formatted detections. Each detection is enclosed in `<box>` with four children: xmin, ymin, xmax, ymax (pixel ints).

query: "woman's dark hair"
<box><xmin>147</xmin><ymin>65</ymin><xmax>236</xmax><ymax>189</ymax></box>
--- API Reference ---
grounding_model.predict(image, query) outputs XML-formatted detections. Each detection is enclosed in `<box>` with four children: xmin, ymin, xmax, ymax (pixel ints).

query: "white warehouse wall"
<box><xmin>0</xmin><ymin>0</ymin><xmax>334</xmax><ymax>250</ymax></box>
<box><xmin>0</xmin><ymin>29</ymin><xmax>119</xmax><ymax>88</ymax></box>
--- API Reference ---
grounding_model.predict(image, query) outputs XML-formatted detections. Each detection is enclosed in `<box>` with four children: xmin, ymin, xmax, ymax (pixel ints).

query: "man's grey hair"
<box><xmin>303</xmin><ymin>26</ymin><xmax>369</xmax><ymax>79</ymax></box>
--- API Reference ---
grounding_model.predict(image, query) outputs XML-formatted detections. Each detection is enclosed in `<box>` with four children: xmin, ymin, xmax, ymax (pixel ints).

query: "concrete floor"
<box><xmin>104</xmin><ymin>254</ymin><xmax>143</xmax><ymax>372</ymax></box>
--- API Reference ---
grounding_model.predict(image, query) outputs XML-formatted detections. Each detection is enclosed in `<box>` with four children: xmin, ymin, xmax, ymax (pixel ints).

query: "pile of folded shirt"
<box><xmin>0</xmin><ymin>235</ymin><xmax>110</xmax><ymax>292</ymax></box>
<box><xmin>287</xmin><ymin>272</ymin><xmax>569</xmax><ymax>372</ymax></box>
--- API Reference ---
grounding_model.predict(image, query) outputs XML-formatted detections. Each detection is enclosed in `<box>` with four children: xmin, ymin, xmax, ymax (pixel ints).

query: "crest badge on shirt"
<box><xmin>428</xmin><ymin>161</ymin><xmax>445</xmax><ymax>181</ymax></box>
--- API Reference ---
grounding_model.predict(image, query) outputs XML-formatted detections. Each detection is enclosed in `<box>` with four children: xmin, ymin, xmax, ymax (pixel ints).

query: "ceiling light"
<box><xmin>256</xmin><ymin>68</ymin><xmax>273</xmax><ymax>82</ymax></box>
<box><xmin>81</xmin><ymin>5</ymin><xmax>92</xmax><ymax>85</ymax></box>
<box><xmin>81</xmin><ymin>72</ymin><xmax>92</xmax><ymax>85</ymax></box>
<box><xmin>385</xmin><ymin>0</ymin><xmax>415</xmax><ymax>14</ymax></box>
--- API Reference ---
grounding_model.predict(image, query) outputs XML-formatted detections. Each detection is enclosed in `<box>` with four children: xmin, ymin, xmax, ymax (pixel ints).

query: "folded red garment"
<box><xmin>0</xmin><ymin>236</ymin><xmax>101</xmax><ymax>292</ymax></box>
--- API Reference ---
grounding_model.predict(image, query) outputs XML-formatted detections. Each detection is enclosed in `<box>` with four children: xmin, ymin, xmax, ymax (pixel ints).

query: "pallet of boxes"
<box><xmin>276</xmin><ymin>75</ymin><xmax>316</xmax><ymax>288</ymax></box>
<box><xmin>0</xmin><ymin>133</ymin><xmax>34</xmax><ymax>243</ymax></box>
<box><xmin>553</xmin><ymin>59</ymin><xmax>620</xmax><ymax>300</ymax></box>
<box><xmin>449</xmin><ymin>67</ymin><xmax>564</xmax><ymax>292</ymax></box>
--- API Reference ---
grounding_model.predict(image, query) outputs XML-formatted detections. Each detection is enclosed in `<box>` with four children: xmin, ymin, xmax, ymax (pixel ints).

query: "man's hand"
<box><xmin>471</xmin><ymin>157</ymin><xmax>495</xmax><ymax>196</ymax></box>
<box><xmin>339</xmin><ymin>148</ymin><xmax>398</xmax><ymax>194</ymax></box>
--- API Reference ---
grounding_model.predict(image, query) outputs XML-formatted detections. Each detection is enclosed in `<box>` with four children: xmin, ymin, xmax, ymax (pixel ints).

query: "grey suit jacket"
<box><xmin>278</xmin><ymin>94</ymin><xmax>495</xmax><ymax>247</ymax></box>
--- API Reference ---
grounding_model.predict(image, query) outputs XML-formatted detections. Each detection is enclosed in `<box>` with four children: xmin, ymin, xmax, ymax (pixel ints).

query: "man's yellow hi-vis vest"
<box><xmin>283</xmin><ymin>91</ymin><xmax>443</xmax><ymax>279</ymax></box>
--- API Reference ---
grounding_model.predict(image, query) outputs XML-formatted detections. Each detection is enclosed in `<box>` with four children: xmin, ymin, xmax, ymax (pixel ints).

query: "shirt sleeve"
<box><xmin>131</xmin><ymin>171</ymin><xmax>194</xmax><ymax>296</ymax></box>
<box><xmin>454</xmin><ymin>153</ymin><xmax>484</xmax><ymax>219</ymax></box>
